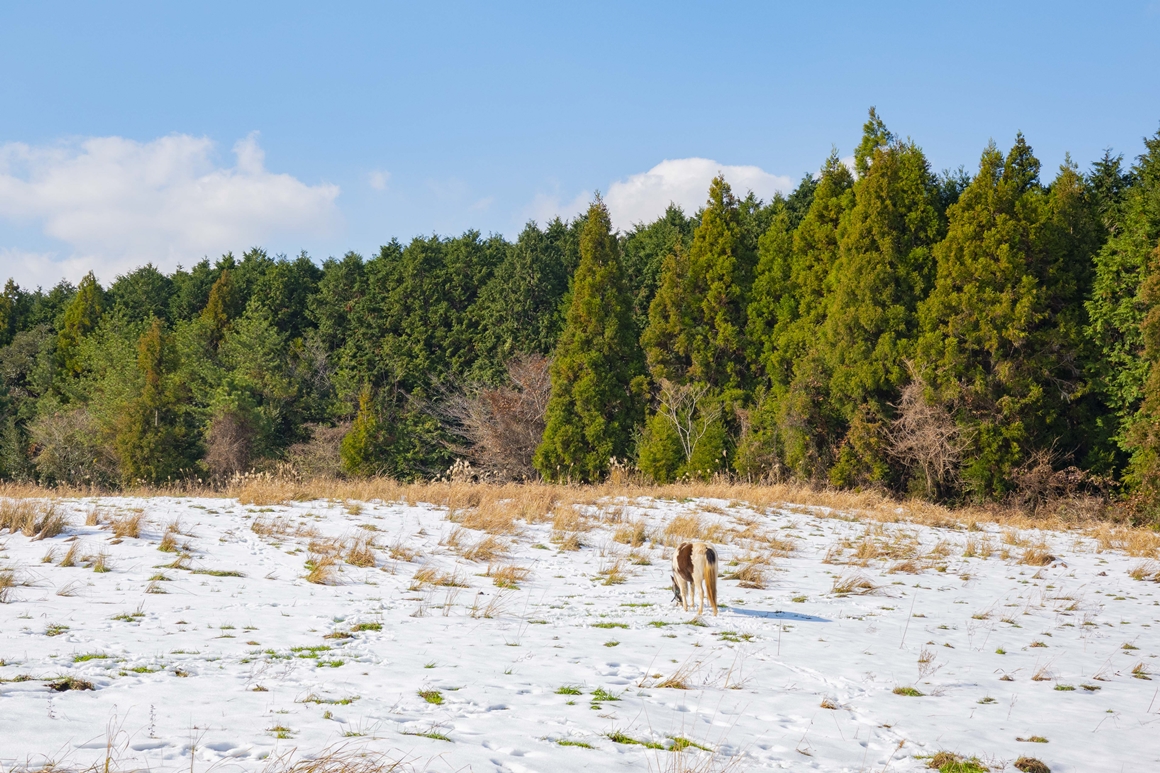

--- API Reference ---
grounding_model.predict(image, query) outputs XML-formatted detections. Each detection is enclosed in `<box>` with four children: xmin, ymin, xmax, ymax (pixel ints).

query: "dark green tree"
<box><xmin>115</xmin><ymin>318</ymin><xmax>199</xmax><ymax>483</ymax></box>
<box><xmin>535</xmin><ymin>198</ymin><xmax>644</xmax><ymax>482</ymax></box>
<box><xmin>56</xmin><ymin>272</ymin><xmax>104</xmax><ymax>379</ymax></box>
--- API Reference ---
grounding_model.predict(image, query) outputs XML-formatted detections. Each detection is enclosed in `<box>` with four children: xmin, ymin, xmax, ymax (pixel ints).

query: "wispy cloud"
<box><xmin>0</xmin><ymin>132</ymin><xmax>340</xmax><ymax>286</ymax></box>
<box><xmin>367</xmin><ymin>170</ymin><xmax>390</xmax><ymax>191</ymax></box>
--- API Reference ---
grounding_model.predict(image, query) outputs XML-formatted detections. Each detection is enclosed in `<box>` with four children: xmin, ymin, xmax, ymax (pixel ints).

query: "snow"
<box><xmin>1</xmin><ymin>494</ymin><xmax>1158</xmax><ymax>772</ymax></box>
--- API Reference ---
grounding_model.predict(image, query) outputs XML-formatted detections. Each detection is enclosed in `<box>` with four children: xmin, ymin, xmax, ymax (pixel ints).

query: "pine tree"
<box><xmin>534</xmin><ymin>198</ymin><xmax>644</xmax><ymax>482</ymax></box>
<box><xmin>56</xmin><ymin>272</ymin><xmax>104</xmax><ymax>379</ymax></box>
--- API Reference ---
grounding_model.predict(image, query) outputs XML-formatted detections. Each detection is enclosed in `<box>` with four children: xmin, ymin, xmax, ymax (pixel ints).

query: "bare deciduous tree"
<box><xmin>887</xmin><ymin>378</ymin><xmax>963</xmax><ymax>498</ymax></box>
<box><xmin>204</xmin><ymin>410</ymin><xmax>255</xmax><ymax>480</ymax></box>
<box><xmin>439</xmin><ymin>354</ymin><xmax>551</xmax><ymax>481</ymax></box>
<box><xmin>657</xmin><ymin>379</ymin><xmax>721</xmax><ymax>467</ymax></box>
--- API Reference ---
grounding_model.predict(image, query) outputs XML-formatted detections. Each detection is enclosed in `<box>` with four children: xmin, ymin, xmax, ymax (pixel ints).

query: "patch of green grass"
<box><xmin>1016</xmin><ymin>735</ymin><xmax>1049</xmax><ymax>743</ymax></box>
<box><xmin>977</xmin><ymin>696</ymin><xmax>996</xmax><ymax>704</ymax></box>
<box><xmin>603</xmin><ymin>640</ymin><xmax>620</xmax><ymax>647</ymax></box>
<box><xmin>419</xmin><ymin>689</ymin><xmax>443</xmax><ymax>705</ymax></box>
<box><xmin>606</xmin><ymin>731</ymin><xmax>665</xmax><ymax>749</ymax></box>
<box><xmin>351</xmin><ymin>622</ymin><xmax>382</xmax><ymax>632</ymax></box>
<box><xmin>112</xmin><ymin>611</ymin><xmax>146</xmax><ymax>622</ymax></box>
<box><xmin>290</xmin><ymin>645</ymin><xmax>331</xmax><ymax>657</ymax></box>
<box><xmin>718</xmin><ymin>631</ymin><xmax>755</xmax><ymax>643</ymax></box>
<box><xmin>72</xmin><ymin>652</ymin><xmax>110</xmax><ymax>663</ymax></box>
<box><xmin>45</xmin><ymin>624</ymin><xmax>69</xmax><ymax>637</ymax></box>
<box><xmin>402</xmin><ymin>729</ymin><xmax>451</xmax><ymax>742</ymax></box>
<box><xmin>556</xmin><ymin>739</ymin><xmax>593</xmax><ymax>748</ymax></box>
<box><xmin>191</xmin><ymin>568</ymin><xmax>245</xmax><ymax>577</ymax></box>
<box><xmin>592</xmin><ymin>622</ymin><xmax>628</xmax><ymax>629</ymax></box>
<box><xmin>47</xmin><ymin>676</ymin><xmax>94</xmax><ymax>692</ymax></box>
<box><xmin>892</xmin><ymin>686</ymin><xmax>923</xmax><ymax>697</ymax></box>
<box><xmin>684</xmin><ymin>618</ymin><xmax>707</xmax><ymax>627</ymax></box>
<box><xmin>302</xmin><ymin>693</ymin><xmax>359</xmax><ymax>705</ymax></box>
<box><xmin>316</xmin><ymin>659</ymin><xmax>344</xmax><ymax>668</ymax></box>
<box><xmin>556</xmin><ymin>685</ymin><xmax>583</xmax><ymax>695</ymax></box>
<box><xmin>791</xmin><ymin>595</ymin><xmax>808</xmax><ymax>603</ymax></box>
<box><xmin>1054</xmin><ymin>684</ymin><xmax>1075</xmax><ymax>691</ymax></box>
<box><xmin>1081</xmin><ymin>683</ymin><xmax>1102</xmax><ymax>691</ymax></box>
<box><xmin>668</xmin><ymin>736</ymin><xmax>711</xmax><ymax>752</ymax></box>
<box><xmin>648</xmin><ymin>620</ymin><xmax>670</xmax><ymax>628</ymax></box>
<box><xmin>590</xmin><ymin>687</ymin><xmax>620</xmax><ymax>702</ymax></box>
<box><xmin>995</xmin><ymin>647</ymin><xmax>1006</xmax><ymax>654</ymax></box>
<box><xmin>528</xmin><ymin>619</ymin><xmax>548</xmax><ymax>624</ymax></box>
<box><xmin>268</xmin><ymin>725</ymin><xmax>294</xmax><ymax>739</ymax></box>
<box><xmin>124</xmin><ymin>665</ymin><xmax>160</xmax><ymax>674</ymax></box>
<box><xmin>620</xmin><ymin>602</ymin><xmax>654</xmax><ymax>608</ymax></box>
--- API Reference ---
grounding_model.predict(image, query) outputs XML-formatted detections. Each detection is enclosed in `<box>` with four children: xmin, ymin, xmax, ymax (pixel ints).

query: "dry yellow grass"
<box><xmin>110</xmin><ymin>512</ymin><xmax>142</xmax><ymax>539</ymax></box>
<box><xmin>345</xmin><ymin>535</ymin><xmax>377</xmax><ymax>567</ymax></box>
<box><xmin>612</xmin><ymin>519</ymin><xmax>649</xmax><ymax>547</ymax></box>
<box><xmin>727</xmin><ymin>555</ymin><xmax>770</xmax><ymax>588</ymax></box>
<box><xmin>409</xmin><ymin>566</ymin><xmax>467</xmax><ymax>590</ymax></box>
<box><xmin>2</xmin><ymin>477</ymin><xmax>1157</xmax><ymax>561</ymax></box>
<box><xmin>305</xmin><ymin>554</ymin><xmax>338</xmax><ymax>585</ymax></box>
<box><xmin>0</xmin><ymin>500</ymin><xmax>67</xmax><ymax>539</ymax></box>
<box><xmin>551</xmin><ymin>505</ymin><xmax>593</xmax><ymax>533</ymax></box>
<box><xmin>831</xmin><ymin>571</ymin><xmax>880</xmax><ymax>596</ymax></box>
<box><xmin>1129</xmin><ymin>561</ymin><xmax>1160</xmax><ymax>582</ymax></box>
<box><xmin>461</xmin><ymin>535</ymin><xmax>507</xmax><ymax>562</ymax></box>
<box><xmin>487</xmin><ymin>562</ymin><xmax>531</xmax><ymax>588</ymax></box>
<box><xmin>1019</xmin><ymin>545</ymin><xmax>1056</xmax><ymax>566</ymax></box>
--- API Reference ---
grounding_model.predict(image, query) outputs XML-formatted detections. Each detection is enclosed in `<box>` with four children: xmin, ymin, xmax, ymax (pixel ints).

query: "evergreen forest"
<box><xmin>4</xmin><ymin>111</ymin><xmax>1160</xmax><ymax>519</ymax></box>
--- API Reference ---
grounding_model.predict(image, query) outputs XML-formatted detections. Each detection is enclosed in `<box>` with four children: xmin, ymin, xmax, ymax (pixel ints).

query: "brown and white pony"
<box><xmin>671</xmin><ymin>541</ymin><xmax>718</xmax><ymax>616</ymax></box>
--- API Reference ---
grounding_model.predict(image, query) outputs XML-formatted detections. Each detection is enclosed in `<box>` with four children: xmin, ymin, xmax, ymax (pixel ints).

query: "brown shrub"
<box><xmin>437</xmin><ymin>354</ymin><xmax>551</xmax><ymax>481</ymax></box>
<box><xmin>204</xmin><ymin>410</ymin><xmax>256</xmax><ymax>480</ymax></box>
<box><xmin>284</xmin><ymin>423</ymin><xmax>349</xmax><ymax>480</ymax></box>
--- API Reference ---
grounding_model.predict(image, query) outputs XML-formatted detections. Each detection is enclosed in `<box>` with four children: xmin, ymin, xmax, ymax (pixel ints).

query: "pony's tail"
<box><xmin>705</xmin><ymin>546</ymin><xmax>718</xmax><ymax>614</ymax></box>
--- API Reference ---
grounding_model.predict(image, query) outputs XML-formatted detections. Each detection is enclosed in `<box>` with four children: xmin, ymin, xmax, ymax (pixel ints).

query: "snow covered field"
<box><xmin>1</xmin><ymin>492</ymin><xmax>1158</xmax><ymax>772</ymax></box>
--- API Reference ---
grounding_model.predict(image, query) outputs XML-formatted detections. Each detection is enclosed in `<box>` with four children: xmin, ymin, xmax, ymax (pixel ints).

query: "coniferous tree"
<box><xmin>115</xmin><ymin>318</ymin><xmax>199</xmax><ymax>483</ymax></box>
<box><xmin>918</xmin><ymin>135</ymin><xmax>1087</xmax><ymax>499</ymax></box>
<box><xmin>821</xmin><ymin>112</ymin><xmax>943</xmax><ymax>487</ymax></box>
<box><xmin>56</xmin><ymin>272</ymin><xmax>104</xmax><ymax>379</ymax></box>
<box><xmin>1087</xmin><ymin>129</ymin><xmax>1160</xmax><ymax>475</ymax></box>
<box><xmin>535</xmin><ymin>198</ymin><xmax>644</xmax><ymax>482</ymax></box>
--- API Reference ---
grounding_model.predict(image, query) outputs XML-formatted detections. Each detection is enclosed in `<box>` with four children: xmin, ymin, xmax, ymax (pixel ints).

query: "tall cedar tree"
<box><xmin>1127</xmin><ymin>243</ymin><xmax>1160</xmax><ymax>513</ymax></box>
<box><xmin>748</xmin><ymin>153</ymin><xmax>854</xmax><ymax>480</ymax></box>
<box><xmin>115</xmin><ymin>318</ymin><xmax>198</xmax><ymax>483</ymax></box>
<box><xmin>535</xmin><ymin>198</ymin><xmax>644</xmax><ymax>482</ymax></box>
<box><xmin>57</xmin><ymin>272</ymin><xmax>104</xmax><ymax>379</ymax></box>
<box><xmin>822</xmin><ymin>111</ymin><xmax>943</xmax><ymax>487</ymax></box>
<box><xmin>1087</xmin><ymin>129</ymin><xmax>1160</xmax><ymax>472</ymax></box>
<box><xmin>642</xmin><ymin>176</ymin><xmax>753</xmax><ymax>394</ymax></box>
<box><xmin>917</xmin><ymin>135</ymin><xmax>1091</xmax><ymax>499</ymax></box>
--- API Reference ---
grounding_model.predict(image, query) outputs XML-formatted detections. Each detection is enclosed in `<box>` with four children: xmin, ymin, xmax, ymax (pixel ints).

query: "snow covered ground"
<box><xmin>1</xmin><ymin>493</ymin><xmax>1158</xmax><ymax>772</ymax></box>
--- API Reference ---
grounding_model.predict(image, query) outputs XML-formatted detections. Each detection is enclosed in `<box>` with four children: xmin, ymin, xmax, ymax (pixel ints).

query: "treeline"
<box><xmin>2</xmin><ymin>110</ymin><xmax>1159</xmax><ymax>516</ymax></box>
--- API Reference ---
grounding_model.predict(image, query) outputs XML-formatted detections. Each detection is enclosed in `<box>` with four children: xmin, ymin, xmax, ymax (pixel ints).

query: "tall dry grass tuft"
<box><xmin>0</xmin><ymin>568</ymin><xmax>16</xmax><ymax>602</ymax></box>
<box><xmin>305</xmin><ymin>554</ymin><xmax>339</xmax><ymax>585</ymax></box>
<box><xmin>345</xmin><ymin>535</ymin><xmax>377</xmax><ymax>567</ymax></box>
<box><xmin>0</xmin><ymin>500</ymin><xmax>68</xmax><ymax>540</ymax></box>
<box><xmin>260</xmin><ymin>744</ymin><xmax>412</xmax><ymax>773</ymax></box>
<box><xmin>110</xmin><ymin>512</ymin><xmax>143</xmax><ymax>539</ymax></box>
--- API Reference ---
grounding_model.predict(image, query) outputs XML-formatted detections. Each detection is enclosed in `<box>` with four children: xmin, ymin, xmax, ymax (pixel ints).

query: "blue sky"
<box><xmin>1</xmin><ymin>1</ymin><xmax>1158</xmax><ymax>288</ymax></box>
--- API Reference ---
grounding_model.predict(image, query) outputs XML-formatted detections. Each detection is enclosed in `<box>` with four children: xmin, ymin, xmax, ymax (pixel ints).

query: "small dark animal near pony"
<box><xmin>671</xmin><ymin>541</ymin><xmax>718</xmax><ymax>616</ymax></box>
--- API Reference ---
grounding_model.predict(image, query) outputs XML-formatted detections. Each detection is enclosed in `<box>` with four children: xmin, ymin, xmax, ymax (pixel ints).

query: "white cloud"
<box><xmin>522</xmin><ymin>189</ymin><xmax>591</xmax><ymax>227</ymax></box>
<box><xmin>605</xmin><ymin>158</ymin><xmax>792</xmax><ymax>231</ymax></box>
<box><xmin>0</xmin><ymin>132</ymin><xmax>339</xmax><ymax>287</ymax></box>
<box><xmin>368</xmin><ymin>170</ymin><xmax>390</xmax><ymax>191</ymax></box>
